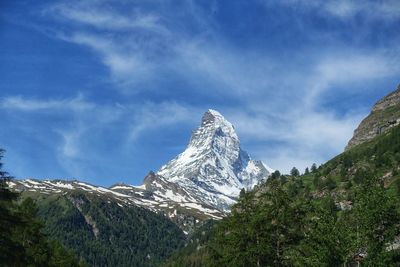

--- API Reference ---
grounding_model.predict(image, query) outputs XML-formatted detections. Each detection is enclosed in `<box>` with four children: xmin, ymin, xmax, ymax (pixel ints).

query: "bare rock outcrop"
<box><xmin>346</xmin><ymin>84</ymin><xmax>400</xmax><ymax>150</ymax></box>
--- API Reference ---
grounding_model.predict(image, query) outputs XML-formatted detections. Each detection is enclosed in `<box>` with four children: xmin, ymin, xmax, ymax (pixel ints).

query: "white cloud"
<box><xmin>1</xmin><ymin>94</ymin><xmax>123</xmax><ymax>164</ymax></box>
<box><xmin>17</xmin><ymin>0</ymin><xmax>399</xmax><ymax>177</ymax></box>
<box><xmin>0</xmin><ymin>94</ymin><xmax>94</xmax><ymax>112</ymax></box>
<box><xmin>45</xmin><ymin>0</ymin><xmax>222</xmax><ymax>93</ymax></box>
<box><xmin>57</xmin><ymin>129</ymin><xmax>83</xmax><ymax>158</ymax></box>
<box><xmin>315</xmin><ymin>54</ymin><xmax>396</xmax><ymax>83</ymax></box>
<box><xmin>51</xmin><ymin>3</ymin><xmax>167</xmax><ymax>33</ymax></box>
<box><xmin>324</xmin><ymin>0</ymin><xmax>400</xmax><ymax>20</ymax></box>
<box><xmin>44</xmin><ymin>0</ymin><xmax>400</xmax><ymax>98</ymax></box>
<box><xmin>304</xmin><ymin>53</ymin><xmax>399</xmax><ymax>107</ymax></box>
<box><xmin>215</xmin><ymin>51</ymin><xmax>397</xmax><ymax>173</ymax></box>
<box><xmin>175</xmin><ymin>41</ymin><xmax>278</xmax><ymax>96</ymax></box>
<box><xmin>43</xmin><ymin>0</ymin><xmax>178</xmax><ymax>92</ymax></box>
<box><xmin>228</xmin><ymin>104</ymin><xmax>365</xmax><ymax>173</ymax></box>
<box><xmin>1</xmin><ymin>94</ymin><xmax>195</xmax><ymax>163</ymax></box>
<box><xmin>65</xmin><ymin>32</ymin><xmax>152</xmax><ymax>86</ymax></box>
<box><xmin>128</xmin><ymin>102</ymin><xmax>199</xmax><ymax>142</ymax></box>
<box><xmin>273</xmin><ymin>0</ymin><xmax>400</xmax><ymax>20</ymax></box>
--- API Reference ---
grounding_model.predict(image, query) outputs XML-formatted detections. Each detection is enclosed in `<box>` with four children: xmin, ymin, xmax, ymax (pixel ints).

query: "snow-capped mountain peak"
<box><xmin>157</xmin><ymin>109</ymin><xmax>272</xmax><ymax>211</ymax></box>
<box><xmin>11</xmin><ymin>110</ymin><xmax>273</xmax><ymax>227</ymax></box>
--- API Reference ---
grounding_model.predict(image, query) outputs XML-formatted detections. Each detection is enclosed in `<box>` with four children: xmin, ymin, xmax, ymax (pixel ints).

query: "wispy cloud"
<box><xmin>315</xmin><ymin>54</ymin><xmax>398</xmax><ymax>84</ymax></box>
<box><xmin>324</xmin><ymin>0</ymin><xmax>400</xmax><ymax>20</ymax></box>
<box><xmin>0</xmin><ymin>94</ymin><xmax>95</xmax><ymax>112</ymax></box>
<box><xmin>3</xmin><ymin>0</ymin><xmax>399</xmax><ymax>182</ymax></box>
<box><xmin>226</xmin><ymin>100</ymin><xmax>365</xmax><ymax>173</ymax></box>
<box><xmin>41</xmin><ymin>0</ymin><xmax>181</xmax><ymax>92</ymax></box>
<box><xmin>304</xmin><ymin>52</ymin><xmax>400</xmax><ymax>107</ymax></box>
<box><xmin>57</xmin><ymin>128</ymin><xmax>83</xmax><ymax>158</ymax></box>
<box><xmin>40</xmin><ymin>0</ymin><xmax>400</xmax><ymax>174</ymax></box>
<box><xmin>272</xmin><ymin>0</ymin><xmax>400</xmax><ymax>20</ymax></box>
<box><xmin>0</xmin><ymin>94</ymin><xmax>195</xmax><ymax>169</ymax></box>
<box><xmin>50</xmin><ymin>3</ymin><xmax>167</xmax><ymax>33</ymax></box>
<box><xmin>1</xmin><ymin>94</ymin><xmax>120</xmax><ymax>175</ymax></box>
<box><xmin>64</xmin><ymin>32</ymin><xmax>155</xmax><ymax>87</ymax></box>
<box><xmin>128</xmin><ymin>102</ymin><xmax>198</xmax><ymax>142</ymax></box>
<box><xmin>217</xmin><ymin>50</ymin><xmax>399</xmax><ymax>173</ymax></box>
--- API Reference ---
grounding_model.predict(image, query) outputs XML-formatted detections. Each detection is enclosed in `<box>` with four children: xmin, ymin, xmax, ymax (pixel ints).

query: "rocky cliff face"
<box><xmin>346</xmin><ymin>84</ymin><xmax>400</xmax><ymax>150</ymax></box>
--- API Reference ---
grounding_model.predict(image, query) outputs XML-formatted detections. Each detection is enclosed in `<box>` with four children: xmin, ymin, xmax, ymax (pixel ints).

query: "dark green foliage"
<box><xmin>279</xmin><ymin>175</ymin><xmax>288</xmax><ymax>184</ymax></box>
<box><xmin>166</xmin><ymin>178</ymin><xmax>400</xmax><ymax>266</ymax></box>
<box><xmin>270</xmin><ymin>170</ymin><xmax>281</xmax><ymax>180</ymax></box>
<box><xmin>393</xmin><ymin>167</ymin><xmax>399</xmax><ymax>177</ymax></box>
<box><xmin>291</xmin><ymin>197</ymin><xmax>354</xmax><ymax>266</ymax></box>
<box><xmin>0</xmin><ymin>149</ymin><xmax>85</xmax><ymax>267</ymax></box>
<box><xmin>395</xmin><ymin>178</ymin><xmax>400</xmax><ymax>196</ymax></box>
<box><xmin>239</xmin><ymin>188</ymin><xmax>246</xmax><ymax>198</ymax></box>
<box><xmin>290</xmin><ymin>167</ymin><xmax>300</xmax><ymax>176</ymax></box>
<box><xmin>164</xmin><ymin>125</ymin><xmax>400</xmax><ymax>266</ymax></box>
<box><xmin>324</xmin><ymin>176</ymin><xmax>337</xmax><ymax>190</ymax></box>
<box><xmin>14</xmin><ymin>197</ymin><xmax>86</xmax><ymax>267</ymax></box>
<box><xmin>287</xmin><ymin>176</ymin><xmax>305</xmax><ymax>198</ymax></box>
<box><xmin>311</xmin><ymin>163</ymin><xmax>317</xmax><ymax>173</ymax></box>
<box><xmin>304</xmin><ymin>167</ymin><xmax>310</xmax><ymax>175</ymax></box>
<box><xmin>162</xmin><ymin>221</ymin><xmax>216</xmax><ymax>267</ymax></box>
<box><xmin>167</xmin><ymin>179</ymin><xmax>310</xmax><ymax>267</ymax></box>
<box><xmin>312</xmin><ymin>175</ymin><xmax>321</xmax><ymax>189</ymax></box>
<box><xmin>28</xmin><ymin>191</ymin><xmax>186</xmax><ymax>267</ymax></box>
<box><xmin>353</xmin><ymin>178</ymin><xmax>400</xmax><ymax>266</ymax></box>
<box><xmin>0</xmin><ymin>149</ymin><xmax>25</xmax><ymax>265</ymax></box>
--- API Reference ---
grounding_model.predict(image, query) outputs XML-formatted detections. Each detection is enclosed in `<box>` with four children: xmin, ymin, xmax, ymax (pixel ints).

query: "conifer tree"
<box><xmin>270</xmin><ymin>170</ymin><xmax>281</xmax><ymax>180</ymax></box>
<box><xmin>311</xmin><ymin>163</ymin><xmax>317</xmax><ymax>173</ymax></box>
<box><xmin>0</xmin><ymin>149</ymin><xmax>25</xmax><ymax>265</ymax></box>
<box><xmin>290</xmin><ymin>167</ymin><xmax>300</xmax><ymax>177</ymax></box>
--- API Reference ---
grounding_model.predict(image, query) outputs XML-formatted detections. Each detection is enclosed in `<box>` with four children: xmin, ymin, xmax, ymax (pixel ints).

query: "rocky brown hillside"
<box><xmin>346</xmin><ymin>84</ymin><xmax>400</xmax><ymax>150</ymax></box>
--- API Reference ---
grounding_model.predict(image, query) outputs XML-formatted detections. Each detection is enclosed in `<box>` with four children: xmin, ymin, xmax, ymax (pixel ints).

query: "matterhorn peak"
<box><xmin>157</xmin><ymin>109</ymin><xmax>272</xmax><ymax>211</ymax></box>
<box><xmin>201</xmin><ymin>109</ymin><xmax>227</xmax><ymax>125</ymax></box>
<box><xmin>12</xmin><ymin>109</ymin><xmax>273</xmax><ymax>227</ymax></box>
<box><xmin>188</xmin><ymin>109</ymin><xmax>238</xmax><ymax>156</ymax></box>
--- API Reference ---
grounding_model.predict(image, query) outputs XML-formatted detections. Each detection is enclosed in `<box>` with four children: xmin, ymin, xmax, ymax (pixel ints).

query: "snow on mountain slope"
<box><xmin>10</xmin><ymin>109</ymin><xmax>272</xmax><ymax>226</ymax></box>
<box><xmin>10</xmin><ymin>178</ymin><xmax>223</xmax><ymax>222</ymax></box>
<box><xmin>155</xmin><ymin>109</ymin><xmax>273</xmax><ymax>211</ymax></box>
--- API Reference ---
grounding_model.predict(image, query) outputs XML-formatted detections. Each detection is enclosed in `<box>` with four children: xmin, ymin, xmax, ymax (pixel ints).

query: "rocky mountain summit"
<box><xmin>10</xmin><ymin>109</ymin><xmax>272</xmax><ymax>230</ymax></box>
<box><xmin>111</xmin><ymin>109</ymin><xmax>272</xmax><ymax>214</ymax></box>
<box><xmin>346</xmin><ymin>84</ymin><xmax>400</xmax><ymax>150</ymax></box>
<box><xmin>156</xmin><ymin>109</ymin><xmax>273</xmax><ymax>210</ymax></box>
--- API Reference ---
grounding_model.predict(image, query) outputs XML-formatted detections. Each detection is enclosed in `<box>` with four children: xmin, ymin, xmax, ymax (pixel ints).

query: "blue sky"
<box><xmin>1</xmin><ymin>0</ymin><xmax>399</xmax><ymax>186</ymax></box>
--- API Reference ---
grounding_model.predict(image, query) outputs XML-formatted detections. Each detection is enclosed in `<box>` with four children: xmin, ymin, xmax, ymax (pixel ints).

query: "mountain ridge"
<box><xmin>9</xmin><ymin>109</ymin><xmax>272</xmax><ymax>231</ymax></box>
<box><xmin>346</xmin><ymin>84</ymin><xmax>400</xmax><ymax>150</ymax></box>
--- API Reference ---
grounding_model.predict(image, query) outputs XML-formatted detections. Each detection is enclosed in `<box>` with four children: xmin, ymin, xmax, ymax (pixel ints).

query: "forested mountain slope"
<box><xmin>20</xmin><ymin>190</ymin><xmax>186</xmax><ymax>267</ymax></box>
<box><xmin>163</xmin><ymin>109</ymin><xmax>400</xmax><ymax>267</ymax></box>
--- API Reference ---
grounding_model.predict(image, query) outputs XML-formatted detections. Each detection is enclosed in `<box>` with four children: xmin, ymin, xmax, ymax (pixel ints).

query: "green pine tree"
<box><xmin>353</xmin><ymin>177</ymin><xmax>400</xmax><ymax>266</ymax></box>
